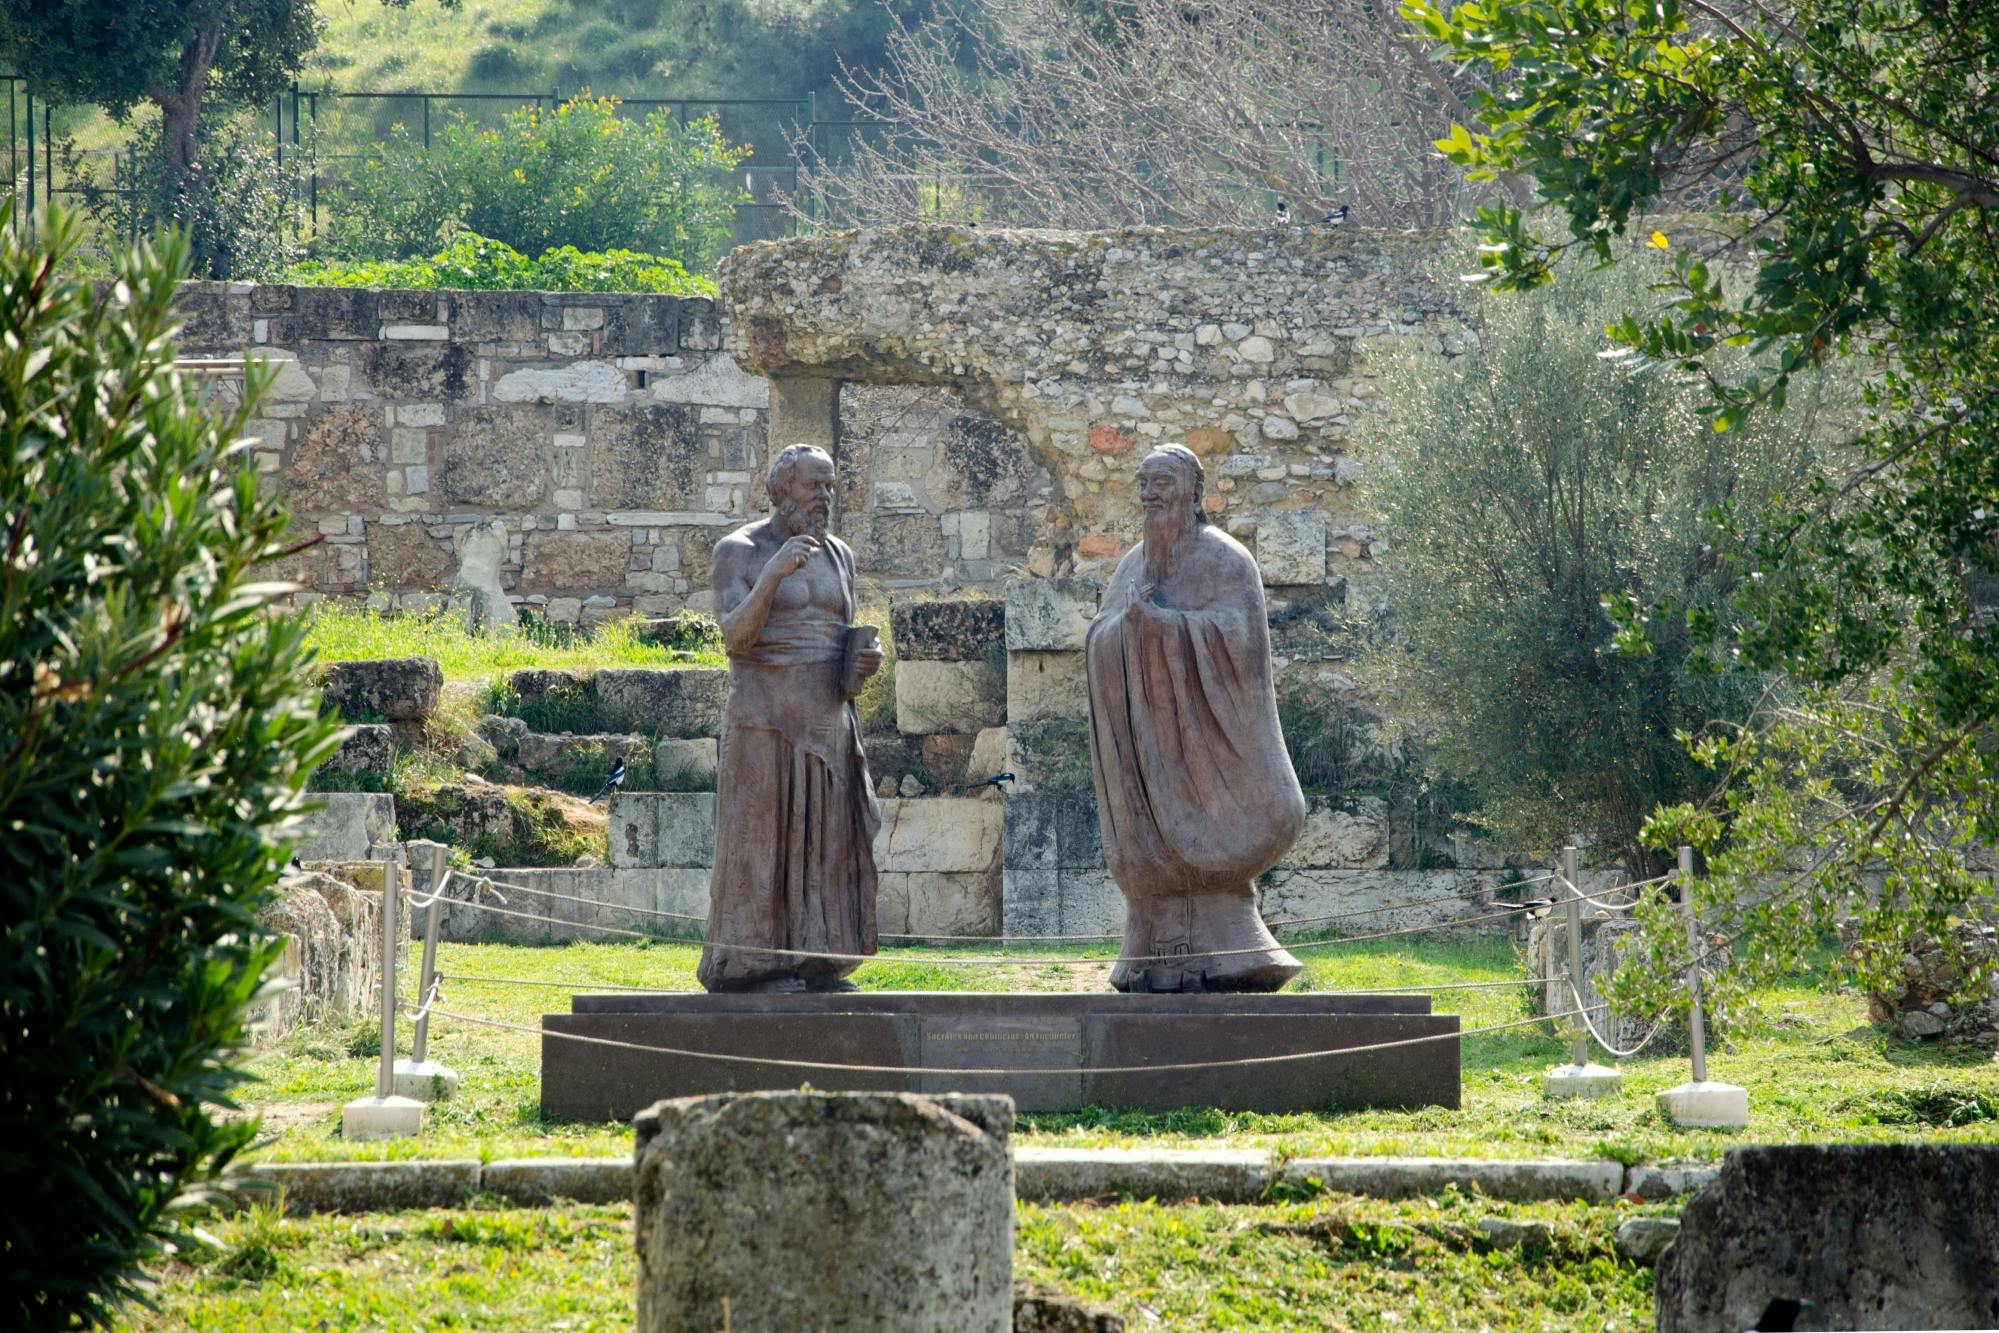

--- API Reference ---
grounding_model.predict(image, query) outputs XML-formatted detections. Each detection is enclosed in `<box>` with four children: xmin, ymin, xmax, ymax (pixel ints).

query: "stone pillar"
<box><xmin>768</xmin><ymin>375</ymin><xmax>841</xmax><ymax>452</ymax></box>
<box><xmin>633</xmin><ymin>1091</ymin><xmax>1015</xmax><ymax>1333</ymax></box>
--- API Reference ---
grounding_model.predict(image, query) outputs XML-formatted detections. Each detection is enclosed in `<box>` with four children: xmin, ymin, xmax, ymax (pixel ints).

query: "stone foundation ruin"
<box><xmin>174</xmin><ymin>224</ymin><xmax>1468</xmax><ymax>636</ymax></box>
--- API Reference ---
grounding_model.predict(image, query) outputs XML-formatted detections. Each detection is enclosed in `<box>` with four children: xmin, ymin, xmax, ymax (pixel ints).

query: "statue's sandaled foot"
<box><xmin>1110</xmin><ymin>891</ymin><xmax>1302</xmax><ymax>993</ymax></box>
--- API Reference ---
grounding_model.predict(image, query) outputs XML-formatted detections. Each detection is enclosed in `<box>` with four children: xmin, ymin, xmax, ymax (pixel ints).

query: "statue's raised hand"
<box><xmin>768</xmin><ymin>534</ymin><xmax>822</xmax><ymax>579</ymax></box>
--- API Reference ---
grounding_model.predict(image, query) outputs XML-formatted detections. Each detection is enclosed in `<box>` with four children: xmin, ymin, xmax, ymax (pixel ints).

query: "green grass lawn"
<box><xmin>302</xmin><ymin>605</ymin><xmax>724</xmax><ymax>684</ymax></box>
<box><xmin>239</xmin><ymin>933</ymin><xmax>1999</xmax><ymax>1167</ymax></box>
<box><xmin>121</xmin><ymin>1193</ymin><xmax>1662</xmax><ymax>1332</ymax></box>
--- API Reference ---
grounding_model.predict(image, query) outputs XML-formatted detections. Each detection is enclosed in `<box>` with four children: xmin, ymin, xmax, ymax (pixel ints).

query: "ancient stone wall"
<box><xmin>176</xmin><ymin>225</ymin><xmax>1463</xmax><ymax>626</ymax></box>
<box><xmin>172</xmin><ymin>282</ymin><xmax>759</xmax><ymax>623</ymax></box>
<box><xmin>721</xmin><ymin>224</ymin><xmax>1472</xmax><ymax>609</ymax></box>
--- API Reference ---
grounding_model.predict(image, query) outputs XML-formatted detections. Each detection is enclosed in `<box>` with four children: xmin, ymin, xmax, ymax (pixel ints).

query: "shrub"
<box><xmin>66</xmin><ymin>110</ymin><xmax>307</xmax><ymax>280</ymax></box>
<box><xmin>284</xmin><ymin>232</ymin><xmax>715</xmax><ymax>296</ymax></box>
<box><xmin>327</xmin><ymin>95</ymin><xmax>749</xmax><ymax>268</ymax></box>
<box><xmin>1353</xmin><ymin>255</ymin><xmax>1844</xmax><ymax>872</ymax></box>
<box><xmin>0</xmin><ymin>211</ymin><xmax>338</xmax><ymax>1325</ymax></box>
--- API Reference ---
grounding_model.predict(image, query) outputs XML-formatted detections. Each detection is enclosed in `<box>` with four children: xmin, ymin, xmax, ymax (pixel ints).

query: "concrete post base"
<box><xmin>1542</xmin><ymin>1062</ymin><xmax>1623</xmax><ymax>1099</ymax></box>
<box><xmin>343</xmin><ymin>1095</ymin><xmax>424</xmax><ymax>1140</ymax></box>
<box><xmin>1656</xmin><ymin>1080</ymin><xmax>1748</xmax><ymax>1129</ymax></box>
<box><xmin>392</xmin><ymin>1059</ymin><xmax>461</xmax><ymax>1101</ymax></box>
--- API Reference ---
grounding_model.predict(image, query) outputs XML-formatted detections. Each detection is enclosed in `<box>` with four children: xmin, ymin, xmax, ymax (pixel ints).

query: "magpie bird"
<box><xmin>1276</xmin><ymin>199</ymin><xmax>1290</xmax><ymax>223</ymax></box>
<box><xmin>1320</xmin><ymin>205</ymin><xmax>1350</xmax><ymax>225</ymax></box>
<box><xmin>954</xmin><ymin>772</ymin><xmax>1016</xmax><ymax>793</ymax></box>
<box><xmin>589</xmin><ymin>754</ymin><xmax>628</xmax><ymax>804</ymax></box>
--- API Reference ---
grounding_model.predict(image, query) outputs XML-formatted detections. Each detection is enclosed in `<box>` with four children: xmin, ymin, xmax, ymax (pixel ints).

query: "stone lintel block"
<box><xmin>1013</xmin><ymin>1148</ymin><xmax>1274</xmax><ymax>1204</ymax></box>
<box><xmin>895</xmin><ymin>659</ymin><xmax>1005</xmax><ymax>736</ymax></box>
<box><xmin>319</xmin><ymin>657</ymin><xmax>443</xmax><ymax>722</ymax></box>
<box><xmin>875</xmin><ymin>797</ymin><xmax>1003</xmax><ymax>874</ymax></box>
<box><xmin>270</xmin><ymin>285</ymin><xmax>380</xmax><ymax>341</ymax></box>
<box><xmin>891</xmin><ymin>599</ymin><xmax>1007</xmax><ymax>662</ymax></box>
<box><xmin>1281</xmin><ymin>1156</ymin><xmax>1624</xmax><ymax>1202</ymax></box>
<box><xmin>1006</xmin><ymin>650</ymin><xmax>1088</xmax><ymax>723</ymax></box>
<box><xmin>1257</xmin><ymin>511</ymin><xmax>1329</xmax><ymax>587</ymax></box>
<box><xmin>1005</xmin><ymin>577</ymin><xmax>1103</xmax><ymax>651</ymax></box>
<box><xmin>594</xmin><ymin>667</ymin><xmax>728</xmax><ymax>735</ymax></box>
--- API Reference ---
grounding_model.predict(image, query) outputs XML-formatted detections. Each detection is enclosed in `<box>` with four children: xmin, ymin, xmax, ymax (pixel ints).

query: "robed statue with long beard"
<box><xmin>1084</xmin><ymin>444</ymin><xmax>1307</xmax><ymax>992</ymax></box>
<box><xmin>698</xmin><ymin>443</ymin><xmax>884</xmax><ymax>992</ymax></box>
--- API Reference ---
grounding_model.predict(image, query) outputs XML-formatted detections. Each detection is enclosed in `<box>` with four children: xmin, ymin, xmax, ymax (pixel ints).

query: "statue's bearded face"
<box><xmin>774</xmin><ymin>454</ymin><xmax>836</xmax><ymax>540</ymax></box>
<box><xmin>1138</xmin><ymin>456</ymin><xmax>1199</xmax><ymax>579</ymax></box>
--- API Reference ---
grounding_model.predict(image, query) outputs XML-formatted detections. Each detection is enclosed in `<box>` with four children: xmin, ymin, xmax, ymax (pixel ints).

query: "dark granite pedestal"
<box><xmin>541</xmin><ymin>992</ymin><xmax>1460</xmax><ymax>1120</ymax></box>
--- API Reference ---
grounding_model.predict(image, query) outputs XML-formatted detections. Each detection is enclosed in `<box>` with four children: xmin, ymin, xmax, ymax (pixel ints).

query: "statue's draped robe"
<box><xmin>698</xmin><ymin>536</ymin><xmax>880</xmax><ymax>990</ymax></box>
<box><xmin>1084</xmin><ymin>529</ymin><xmax>1306</xmax><ymax>991</ymax></box>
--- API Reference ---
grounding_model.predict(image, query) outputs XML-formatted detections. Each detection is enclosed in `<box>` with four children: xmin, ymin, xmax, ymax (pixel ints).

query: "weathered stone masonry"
<box><xmin>174</xmin><ymin>226</ymin><xmax>1469</xmax><ymax>625</ymax></box>
<box><xmin>172</xmin><ymin>283</ymin><xmax>760</xmax><ymax>623</ymax></box>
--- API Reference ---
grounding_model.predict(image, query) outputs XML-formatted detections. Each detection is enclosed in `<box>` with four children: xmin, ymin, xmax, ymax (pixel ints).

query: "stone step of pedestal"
<box><xmin>541</xmin><ymin>991</ymin><xmax>1460</xmax><ymax>1120</ymax></box>
<box><xmin>245</xmin><ymin>1149</ymin><xmax>1693</xmax><ymax>1215</ymax></box>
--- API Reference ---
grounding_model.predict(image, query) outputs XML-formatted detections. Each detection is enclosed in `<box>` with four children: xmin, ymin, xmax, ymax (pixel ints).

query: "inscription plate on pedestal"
<box><xmin>919</xmin><ymin>1015</ymin><xmax>1082</xmax><ymax>1112</ymax></box>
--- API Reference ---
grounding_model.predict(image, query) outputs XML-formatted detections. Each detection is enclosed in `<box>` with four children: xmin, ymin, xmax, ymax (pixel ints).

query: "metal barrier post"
<box><xmin>1679</xmin><ymin>845</ymin><xmax>1708</xmax><ymax>1084</ymax></box>
<box><xmin>341</xmin><ymin>860</ymin><xmax>423</xmax><ymax>1138</ymax></box>
<box><xmin>376</xmin><ymin>859</ymin><xmax>397</xmax><ymax>1099</ymax></box>
<box><xmin>385</xmin><ymin>851</ymin><xmax>459</xmax><ymax>1103</ymax></box>
<box><xmin>1563</xmin><ymin>844</ymin><xmax>1589</xmax><ymax>1069</ymax></box>
<box><xmin>1542</xmin><ymin>843</ymin><xmax>1623</xmax><ymax>1098</ymax></box>
<box><xmin>392</xmin><ymin>843</ymin><xmax>461</xmax><ymax>1100</ymax></box>
<box><xmin>412</xmin><ymin>843</ymin><xmax>445</xmax><ymax>1064</ymax></box>
<box><xmin>1656</xmin><ymin>846</ymin><xmax>1749</xmax><ymax>1127</ymax></box>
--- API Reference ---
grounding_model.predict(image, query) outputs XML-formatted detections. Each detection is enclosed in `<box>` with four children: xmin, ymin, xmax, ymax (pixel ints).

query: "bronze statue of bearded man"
<box><xmin>1083</xmin><ymin>444</ymin><xmax>1306</xmax><ymax>992</ymax></box>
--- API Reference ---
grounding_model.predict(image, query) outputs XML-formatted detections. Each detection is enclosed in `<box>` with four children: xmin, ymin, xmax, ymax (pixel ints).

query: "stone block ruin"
<box><xmin>172</xmin><ymin>224</ymin><xmax>1469</xmax><ymax>642</ymax></box>
<box><xmin>230</xmin><ymin>224</ymin><xmax>1562</xmax><ymax>971</ymax></box>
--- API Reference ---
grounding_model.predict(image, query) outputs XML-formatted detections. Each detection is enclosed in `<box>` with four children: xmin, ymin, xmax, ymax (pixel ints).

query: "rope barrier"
<box><xmin>433</xmin><ymin>892</ymin><xmax>1537</xmax><ymax>966</ymax></box>
<box><xmin>459</xmin><ymin>869</ymin><xmax>1566</xmax><ymax>943</ymax></box>
<box><xmin>431</xmin><ymin>969</ymin><xmax>1552</xmax><ymax>997</ymax></box>
<box><xmin>403</xmin><ymin>1000</ymin><xmax>1591</xmax><ymax>1078</ymax></box>
<box><xmin>1550</xmin><ymin>871</ymin><xmax>1674</xmax><ymax>910</ymax></box>
<box><xmin>1564</xmin><ymin>978</ymin><xmax>1675</xmax><ymax>1060</ymax></box>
